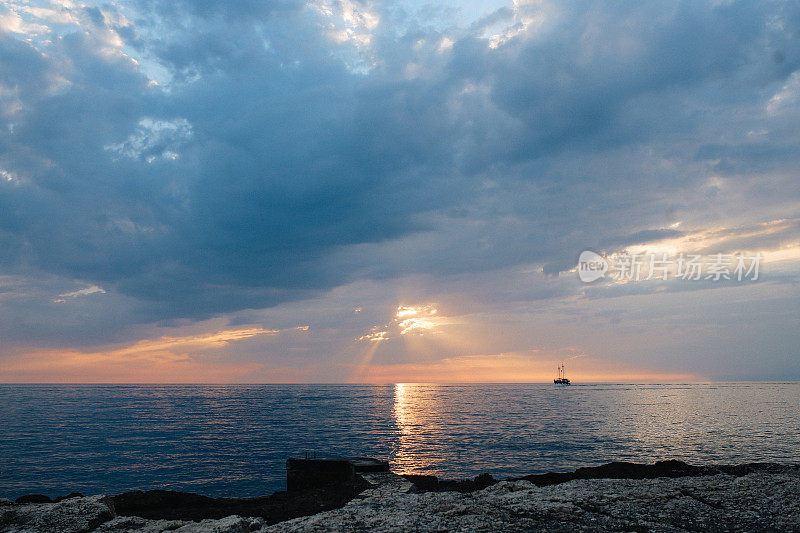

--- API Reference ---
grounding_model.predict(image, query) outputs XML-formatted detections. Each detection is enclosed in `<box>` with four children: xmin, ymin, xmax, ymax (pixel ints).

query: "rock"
<box><xmin>96</xmin><ymin>515</ymin><xmax>265</xmax><ymax>533</ymax></box>
<box><xmin>346</xmin><ymin>458</ymin><xmax>390</xmax><ymax>473</ymax></box>
<box><xmin>402</xmin><ymin>472</ymin><xmax>497</xmax><ymax>493</ymax></box>
<box><xmin>13</xmin><ymin>495</ymin><xmax>52</xmax><ymax>505</ymax></box>
<box><xmin>171</xmin><ymin>516</ymin><xmax>264</xmax><ymax>532</ymax></box>
<box><xmin>285</xmin><ymin>457</ymin><xmax>389</xmax><ymax>493</ymax></box>
<box><xmin>4</xmin><ymin>462</ymin><xmax>799</xmax><ymax>532</ymax></box>
<box><xmin>473</xmin><ymin>473</ymin><xmax>496</xmax><ymax>489</ymax></box>
<box><xmin>110</xmin><ymin>490</ymin><xmax>218</xmax><ymax>521</ymax></box>
<box><xmin>401</xmin><ymin>474</ymin><xmax>438</xmax><ymax>492</ymax></box>
<box><xmin>356</xmin><ymin>472</ymin><xmax>414</xmax><ymax>498</ymax></box>
<box><xmin>54</xmin><ymin>493</ymin><xmax>85</xmax><ymax>503</ymax></box>
<box><xmin>110</xmin><ymin>477</ymin><xmax>370</xmax><ymax>525</ymax></box>
<box><xmin>95</xmin><ymin>515</ymin><xmax>188</xmax><ymax>532</ymax></box>
<box><xmin>517</xmin><ymin>459</ymin><xmax>706</xmax><ymax>487</ymax></box>
<box><xmin>286</xmin><ymin>458</ymin><xmax>355</xmax><ymax>492</ymax></box>
<box><xmin>0</xmin><ymin>494</ymin><xmax>115</xmax><ymax>532</ymax></box>
<box><xmin>261</xmin><ymin>469</ymin><xmax>800</xmax><ymax>532</ymax></box>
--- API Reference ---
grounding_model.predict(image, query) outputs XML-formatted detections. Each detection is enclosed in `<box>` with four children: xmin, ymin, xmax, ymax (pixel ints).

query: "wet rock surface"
<box><xmin>1</xmin><ymin>462</ymin><xmax>798</xmax><ymax>532</ymax></box>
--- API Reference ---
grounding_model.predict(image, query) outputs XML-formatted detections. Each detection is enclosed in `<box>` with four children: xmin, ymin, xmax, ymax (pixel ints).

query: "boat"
<box><xmin>554</xmin><ymin>363</ymin><xmax>571</xmax><ymax>385</ymax></box>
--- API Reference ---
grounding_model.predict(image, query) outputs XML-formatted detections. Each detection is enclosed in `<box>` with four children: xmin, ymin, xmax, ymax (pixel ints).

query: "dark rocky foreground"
<box><xmin>2</xmin><ymin>461</ymin><xmax>799</xmax><ymax>532</ymax></box>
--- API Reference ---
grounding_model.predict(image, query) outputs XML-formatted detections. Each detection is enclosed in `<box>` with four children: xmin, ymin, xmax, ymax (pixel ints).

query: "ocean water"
<box><xmin>0</xmin><ymin>382</ymin><xmax>798</xmax><ymax>499</ymax></box>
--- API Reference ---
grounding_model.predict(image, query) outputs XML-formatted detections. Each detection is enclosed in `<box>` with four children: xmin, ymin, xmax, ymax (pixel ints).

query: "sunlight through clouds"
<box><xmin>356</xmin><ymin>304</ymin><xmax>442</xmax><ymax>343</ymax></box>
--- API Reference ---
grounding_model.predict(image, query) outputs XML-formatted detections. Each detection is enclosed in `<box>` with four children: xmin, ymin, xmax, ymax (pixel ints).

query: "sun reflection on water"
<box><xmin>391</xmin><ymin>383</ymin><xmax>463</xmax><ymax>474</ymax></box>
<box><xmin>392</xmin><ymin>383</ymin><xmax>444</xmax><ymax>473</ymax></box>
<box><xmin>392</xmin><ymin>383</ymin><xmax>413</xmax><ymax>470</ymax></box>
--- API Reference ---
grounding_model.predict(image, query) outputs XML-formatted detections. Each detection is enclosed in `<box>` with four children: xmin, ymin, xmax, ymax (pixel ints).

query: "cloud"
<box><xmin>0</xmin><ymin>325</ymin><xmax>310</xmax><ymax>382</ymax></box>
<box><xmin>89</xmin><ymin>326</ymin><xmax>286</xmax><ymax>358</ymax></box>
<box><xmin>104</xmin><ymin>117</ymin><xmax>192</xmax><ymax>162</ymax></box>
<box><xmin>54</xmin><ymin>284</ymin><xmax>106</xmax><ymax>302</ymax></box>
<box><xmin>0</xmin><ymin>0</ymin><xmax>799</xmax><ymax>379</ymax></box>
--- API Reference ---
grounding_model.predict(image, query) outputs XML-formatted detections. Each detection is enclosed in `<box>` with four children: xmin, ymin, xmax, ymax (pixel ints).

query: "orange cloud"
<box><xmin>100</xmin><ymin>327</ymin><xmax>282</xmax><ymax>358</ymax></box>
<box><xmin>0</xmin><ymin>326</ymin><xmax>310</xmax><ymax>383</ymax></box>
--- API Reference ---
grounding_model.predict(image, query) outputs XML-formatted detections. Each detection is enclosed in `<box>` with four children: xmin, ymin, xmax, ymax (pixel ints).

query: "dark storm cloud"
<box><xmin>1</xmin><ymin>0</ymin><xmax>799</xmax><ymax>345</ymax></box>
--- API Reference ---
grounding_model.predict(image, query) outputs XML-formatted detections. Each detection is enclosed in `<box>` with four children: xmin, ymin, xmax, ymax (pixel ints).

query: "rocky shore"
<box><xmin>2</xmin><ymin>461</ymin><xmax>799</xmax><ymax>532</ymax></box>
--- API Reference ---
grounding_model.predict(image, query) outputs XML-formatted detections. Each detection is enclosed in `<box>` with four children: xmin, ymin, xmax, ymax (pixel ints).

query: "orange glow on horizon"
<box><xmin>350</xmin><ymin>352</ymin><xmax>700</xmax><ymax>384</ymax></box>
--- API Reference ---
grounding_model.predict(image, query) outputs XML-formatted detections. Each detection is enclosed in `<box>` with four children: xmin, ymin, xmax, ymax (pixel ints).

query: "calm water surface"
<box><xmin>0</xmin><ymin>383</ymin><xmax>798</xmax><ymax>499</ymax></box>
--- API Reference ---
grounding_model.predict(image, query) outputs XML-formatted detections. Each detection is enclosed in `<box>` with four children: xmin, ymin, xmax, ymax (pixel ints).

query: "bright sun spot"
<box><xmin>395</xmin><ymin>305</ymin><xmax>438</xmax><ymax>318</ymax></box>
<box><xmin>395</xmin><ymin>305</ymin><xmax>439</xmax><ymax>335</ymax></box>
<box><xmin>398</xmin><ymin>317</ymin><xmax>437</xmax><ymax>335</ymax></box>
<box><xmin>355</xmin><ymin>304</ymin><xmax>441</xmax><ymax>343</ymax></box>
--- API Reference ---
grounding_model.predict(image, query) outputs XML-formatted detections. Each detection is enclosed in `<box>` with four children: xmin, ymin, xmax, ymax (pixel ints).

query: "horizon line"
<box><xmin>1</xmin><ymin>380</ymin><xmax>799</xmax><ymax>385</ymax></box>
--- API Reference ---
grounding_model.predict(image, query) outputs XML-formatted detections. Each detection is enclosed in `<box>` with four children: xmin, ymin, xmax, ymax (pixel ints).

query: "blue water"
<box><xmin>0</xmin><ymin>383</ymin><xmax>798</xmax><ymax>499</ymax></box>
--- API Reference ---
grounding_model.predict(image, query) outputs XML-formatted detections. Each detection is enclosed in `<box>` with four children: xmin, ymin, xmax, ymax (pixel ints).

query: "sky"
<box><xmin>0</xmin><ymin>0</ymin><xmax>799</xmax><ymax>383</ymax></box>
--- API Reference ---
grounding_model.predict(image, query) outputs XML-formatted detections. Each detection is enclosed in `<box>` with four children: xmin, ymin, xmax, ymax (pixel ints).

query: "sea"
<box><xmin>1</xmin><ymin>382</ymin><xmax>798</xmax><ymax>499</ymax></box>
